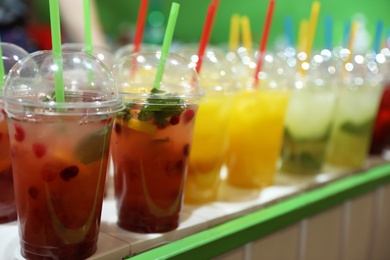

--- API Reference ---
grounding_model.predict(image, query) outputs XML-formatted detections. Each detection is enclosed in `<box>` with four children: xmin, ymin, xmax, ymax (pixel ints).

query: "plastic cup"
<box><xmin>369</xmin><ymin>49</ymin><xmax>390</xmax><ymax>155</ymax></box>
<box><xmin>62</xmin><ymin>42</ymin><xmax>114</xmax><ymax>68</ymax></box>
<box><xmin>178</xmin><ymin>48</ymin><xmax>238</xmax><ymax>204</ymax></box>
<box><xmin>0</xmin><ymin>43</ymin><xmax>29</xmax><ymax>224</ymax></box>
<box><xmin>280</xmin><ymin>49</ymin><xmax>339</xmax><ymax>175</ymax></box>
<box><xmin>113</xmin><ymin>43</ymin><xmax>161</xmax><ymax>62</ymax></box>
<box><xmin>225</xmin><ymin>52</ymin><xmax>291</xmax><ymax>189</ymax></box>
<box><xmin>2</xmin><ymin>50</ymin><xmax>123</xmax><ymax>259</ymax></box>
<box><xmin>325</xmin><ymin>49</ymin><xmax>383</xmax><ymax>169</ymax></box>
<box><xmin>111</xmin><ymin>52</ymin><xmax>204</xmax><ymax>233</ymax></box>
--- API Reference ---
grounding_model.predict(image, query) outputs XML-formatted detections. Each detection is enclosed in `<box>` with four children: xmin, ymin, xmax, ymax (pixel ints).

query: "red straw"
<box><xmin>133</xmin><ymin>0</ymin><xmax>149</xmax><ymax>52</ymax></box>
<box><xmin>195</xmin><ymin>0</ymin><xmax>220</xmax><ymax>73</ymax></box>
<box><xmin>253</xmin><ymin>0</ymin><xmax>276</xmax><ymax>87</ymax></box>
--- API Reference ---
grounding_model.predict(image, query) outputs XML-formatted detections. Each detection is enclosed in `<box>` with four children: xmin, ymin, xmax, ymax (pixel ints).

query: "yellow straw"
<box><xmin>229</xmin><ymin>14</ymin><xmax>240</xmax><ymax>52</ymax></box>
<box><xmin>240</xmin><ymin>15</ymin><xmax>253</xmax><ymax>53</ymax></box>
<box><xmin>305</xmin><ymin>1</ymin><xmax>320</xmax><ymax>58</ymax></box>
<box><xmin>297</xmin><ymin>19</ymin><xmax>308</xmax><ymax>52</ymax></box>
<box><xmin>299</xmin><ymin>1</ymin><xmax>320</xmax><ymax>76</ymax></box>
<box><xmin>343</xmin><ymin>20</ymin><xmax>359</xmax><ymax>78</ymax></box>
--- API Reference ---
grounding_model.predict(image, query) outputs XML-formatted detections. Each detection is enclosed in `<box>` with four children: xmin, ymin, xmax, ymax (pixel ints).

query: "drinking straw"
<box><xmin>298</xmin><ymin>1</ymin><xmax>320</xmax><ymax>76</ymax></box>
<box><xmin>284</xmin><ymin>16</ymin><xmax>294</xmax><ymax>47</ymax></box>
<box><xmin>297</xmin><ymin>19</ymin><xmax>308</xmax><ymax>52</ymax></box>
<box><xmin>49</xmin><ymin>0</ymin><xmax>65</xmax><ymax>102</ymax></box>
<box><xmin>229</xmin><ymin>14</ymin><xmax>240</xmax><ymax>52</ymax></box>
<box><xmin>373</xmin><ymin>20</ymin><xmax>383</xmax><ymax>54</ymax></box>
<box><xmin>152</xmin><ymin>2</ymin><xmax>180</xmax><ymax>89</ymax></box>
<box><xmin>241</xmin><ymin>15</ymin><xmax>253</xmax><ymax>52</ymax></box>
<box><xmin>342</xmin><ymin>20</ymin><xmax>359</xmax><ymax>78</ymax></box>
<box><xmin>0</xmin><ymin>36</ymin><xmax>4</xmax><ymax>89</ymax></box>
<box><xmin>253</xmin><ymin>0</ymin><xmax>276</xmax><ymax>87</ymax></box>
<box><xmin>304</xmin><ymin>1</ymin><xmax>320</xmax><ymax>61</ymax></box>
<box><xmin>324</xmin><ymin>15</ymin><xmax>333</xmax><ymax>50</ymax></box>
<box><xmin>133</xmin><ymin>0</ymin><xmax>149</xmax><ymax>53</ymax></box>
<box><xmin>195</xmin><ymin>0</ymin><xmax>220</xmax><ymax>73</ymax></box>
<box><xmin>83</xmin><ymin>0</ymin><xmax>93</xmax><ymax>56</ymax></box>
<box><xmin>343</xmin><ymin>21</ymin><xmax>351</xmax><ymax>48</ymax></box>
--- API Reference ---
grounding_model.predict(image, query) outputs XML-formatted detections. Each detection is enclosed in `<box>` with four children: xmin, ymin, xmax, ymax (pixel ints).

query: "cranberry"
<box><xmin>184</xmin><ymin>109</ymin><xmax>195</xmax><ymax>123</ymax></box>
<box><xmin>14</xmin><ymin>123</ymin><xmax>25</xmax><ymax>142</ymax></box>
<box><xmin>114</xmin><ymin>122</ymin><xmax>122</xmax><ymax>134</ymax></box>
<box><xmin>183</xmin><ymin>144</ymin><xmax>190</xmax><ymax>156</ymax></box>
<box><xmin>60</xmin><ymin>166</ymin><xmax>79</xmax><ymax>181</ymax></box>
<box><xmin>1</xmin><ymin>109</ymin><xmax>5</xmax><ymax>117</ymax></box>
<box><xmin>32</xmin><ymin>143</ymin><xmax>46</xmax><ymax>158</ymax></box>
<box><xmin>28</xmin><ymin>187</ymin><xmax>39</xmax><ymax>199</ymax></box>
<box><xmin>100</xmin><ymin>118</ymin><xmax>113</xmax><ymax>124</ymax></box>
<box><xmin>170</xmin><ymin>115</ymin><xmax>180</xmax><ymax>125</ymax></box>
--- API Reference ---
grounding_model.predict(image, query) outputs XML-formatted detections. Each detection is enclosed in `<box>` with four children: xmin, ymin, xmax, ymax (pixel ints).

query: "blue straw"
<box><xmin>324</xmin><ymin>15</ymin><xmax>333</xmax><ymax>50</ymax></box>
<box><xmin>373</xmin><ymin>20</ymin><xmax>383</xmax><ymax>53</ymax></box>
<box><xmin>343</xmin><ymin>21</ymin><xmax>351</xmax><ymax>48</ymax></box>
<box><xmin>283</xmin><ymin>16</ymin><xmax>294</xmax><ymax>47</ymax></box>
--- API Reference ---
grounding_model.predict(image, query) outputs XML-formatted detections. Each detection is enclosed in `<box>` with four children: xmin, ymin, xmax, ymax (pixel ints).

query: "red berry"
<box><xmin>60</xmin><ymin>166</ymin><xmax>79</xmax><ymax>181</ymax></box>
<box><xmin>28</xmin><ymin>186</ymin><xmax>39</xmax><ymax>199</ymax></box>
<box><xmin>32</xmin><ymin>143</ymin><xmax>46</xmax><ymax>158</ymax></box>
<box><xmin>1</xmin><ymin>109</ymin><xmax>6</xmax><ymax>117</ymax></box>
<box><xmin>170</xmin><ymin>115</ymin><xmax>180</xmax><ymax>125</ymax></box>
<box><xmin>184</xmin><ymin>109</ymin><xmax>195</xmax><ymax>123</ymax></box>
<box><xmin>14</xmin><ymin>123</ymin><xmax>25</xmax><ymax>142</ymax></box>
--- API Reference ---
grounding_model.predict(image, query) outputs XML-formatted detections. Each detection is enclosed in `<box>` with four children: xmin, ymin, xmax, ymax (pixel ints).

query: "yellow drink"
<box><xmin>225</xmin><ymin>88</ymin><xmax>290</xmax><ymax>189</ymax></box>
<box><xmin>185</xmin><ymin>91</ymin><xmax>235</xmax><ymax>204</ymax></box>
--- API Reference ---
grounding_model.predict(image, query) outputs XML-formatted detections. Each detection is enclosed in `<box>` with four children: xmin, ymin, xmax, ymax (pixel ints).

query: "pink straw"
<box><xmin>133</xmin><ymin>0</ymin><xmax>149</xmax><ymax>53</ymax></box>
<box><xmin>253</xmin><ymin>0</ymin><xmax>276</xmax><ymax>87</ymax></box>
<box><xmin>195</xmin><ymin>0</ymin><xmax>220</xmax><ymax>73</ymax></box>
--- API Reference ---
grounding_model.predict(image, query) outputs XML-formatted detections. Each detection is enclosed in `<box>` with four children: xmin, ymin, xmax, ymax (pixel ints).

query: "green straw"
<box><xmin>0</xmin><ymin>36</ymin><xmax>5</xmax><ymax>90</ymax></box>
<box><xmin>152</xmin><ymin>2</ymin><xmax>180</xmax><ymax>89</ymax></box>
<box><xmin>83</xmin><ymin>0</ymin><xmax>93</xmax><ymax>56</ymax></box>
<box><xmin>49</xmin><ymin>0</ymin><xmax>65</xmax><ymax>102</ymax></box>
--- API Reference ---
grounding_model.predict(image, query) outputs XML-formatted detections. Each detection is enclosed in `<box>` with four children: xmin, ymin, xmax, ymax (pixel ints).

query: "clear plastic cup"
<box><xmin>2</xmin><ymin>50</ymin><xmax>123</xmax><ymax>259</ymax></box>
<box><xmin>280</xmin><ymin>49</ymin><xmax>340</xmax><ymax>175</ymax></box>
<box><xmin>224</xmin><ymin>51</ymin><xmax>292</xmax><ymax>189</ymax></box>
<box><xmin>113</xmin><ymin>43</ymin><xmax>161</xmax><ymax>62</ymax></box>
<box><xmin>62</xmin><ymin>42</ymin><xmax>114</xmax><ymax>68</ymax></box>
<box><xmin>325</xmin><ymin>48</ymin><xmax>383</xmax><ymax>169</ymax></box>
<box><xmin>178</xmin><ymin>48</ymin><xmax>238</xmax><ymax>204</ymax></box>
<box><xmin>0</xmin><ymin>42</ymin><xmax>29</xmax><ymax>224</ymax></box>
<box><xmin>111</xmin><ymin>52</ymin><xmax>204</xmax><ymax>232</ymax></box>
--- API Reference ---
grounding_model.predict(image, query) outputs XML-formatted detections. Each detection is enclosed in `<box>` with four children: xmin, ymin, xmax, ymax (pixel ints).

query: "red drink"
<box><xmin>370</xmin><ymin>82</ymin><xmax>390</xmax><ymax>155</ymax></box>
<box><xmin>2</xmin><ymin>51</ymin><xmax>123</xmax><ymax>259</ymax></box>
<box><xmin>111</xmin><ymin>104</ymin><xmax>197</xmax><ymax>233</ymax></box>
<box><xmin>0</xmin><ymin>107</ymin><xmax>16</xmax><ymax>223</ymax></box>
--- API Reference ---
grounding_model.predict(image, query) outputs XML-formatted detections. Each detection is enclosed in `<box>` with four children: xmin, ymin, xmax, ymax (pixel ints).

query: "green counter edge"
<box><xmin>126</xmin><ymin>163</ymin><xmax>390</xmax><ymax>260</ymax></box>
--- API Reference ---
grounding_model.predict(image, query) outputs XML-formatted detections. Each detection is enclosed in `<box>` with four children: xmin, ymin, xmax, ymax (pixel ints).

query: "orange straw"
<box><xmin>133</xmin><ymin>0</ymin><xmax>149</xmax><ymax>53</ymax></box>
<box><xmin>253</xmin><ymin>0</ymin><xmax>276</xmax><ymax>87</ymax></box>
<box><xmin>195</xmin><ymin>0</ymin><xmax>220</xmax><ymax>73</ymax></box>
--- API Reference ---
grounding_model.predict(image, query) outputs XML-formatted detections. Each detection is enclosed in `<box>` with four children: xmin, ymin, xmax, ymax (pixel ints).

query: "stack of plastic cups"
<box><xmin>178</xmin><ymin>47</ymin><xmax>238</xmax><ymax>204</ymax></box>
<box><xmin>0</xmin><ymin>43</ymin><xmax>28</xmax><ymax>224</ymax></box>
<box><xmin>279</xmin><ymin>48</ymin><xmax>339</xmax><ymax>175</ymax></box>
<box><xmin>325</xmin><ymin>48</ymin><xmax>384</xmax><ymax>169</ymax></box>
<box><xmin>224</xmin><ymin>50</ymin><xmax>291</xmax><ymax>190</ymax></box>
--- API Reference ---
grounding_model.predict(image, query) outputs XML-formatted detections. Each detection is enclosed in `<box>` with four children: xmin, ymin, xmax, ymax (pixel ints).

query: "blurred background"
<box><xmin>26</xmin><ymin>0</ymin><xmax>390</xmax><ymax>53</ymax></box>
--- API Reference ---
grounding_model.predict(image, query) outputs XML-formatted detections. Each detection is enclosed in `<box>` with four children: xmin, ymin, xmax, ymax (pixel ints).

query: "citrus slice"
<box><xmin>126</xmin><ymin>118</ymin><xmax>157</xmax><ymax>135</ymax></box>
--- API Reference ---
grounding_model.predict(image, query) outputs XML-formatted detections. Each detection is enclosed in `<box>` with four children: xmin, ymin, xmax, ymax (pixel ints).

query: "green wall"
<box><xmin>34</xmin><ymin>0</ymin><xmax>390</xmax><ymax>51</ymax></box>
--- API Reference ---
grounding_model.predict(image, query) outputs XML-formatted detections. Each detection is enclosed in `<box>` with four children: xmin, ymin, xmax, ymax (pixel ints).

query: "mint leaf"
<box><xmin>340</xmin><ymin>120</ymin><xmax>373</xmax><ymax>136</ymax></box>
<box><xmin>138</xmin><ymin>88</ymin><xmax>185</xmax><ymax>127</ymax></box>
<box><xmin>74</xmin><ymin>127</ymin><xmax>110</xmax><ymax>164</ymax></box>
